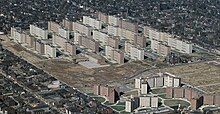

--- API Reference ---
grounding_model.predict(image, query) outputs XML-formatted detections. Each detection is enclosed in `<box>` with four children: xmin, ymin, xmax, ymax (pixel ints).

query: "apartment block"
<box><xmin>151</xmin><ymin>96</ymin><xmax>159</xmax><ymax>108</ymax></box>
<box><xmin>215</xmin><ymin>95</ymin><xmax>220</xmax><ymax>105</ymax></box>
<box><xmin>93</xmin><ymin>30</ymin><xmax>109</xmax><ymax>46</ymax></box>
<box><xmin>164</xmin><ymin>74</ymin><xmax>181</xmax><ymax>87</ymax></box>
<box><xmin>93</xmin><ymin>84</ymin><xmax>100</xmax><ymax>95</ymax></box>
<box><xmin>168</xmin><ymin>38</ymin><xmax>193</xmax><ymax>54</ymax></box>
<box><xmin>73</xmin><ymin>31</ymin><xmax>82</xmax><ymax>44</ymax></box>
<box><xmin>53</xmin><ymin>34</ymin><xmax>67</xmax><ymax>50</ymax></box>
<box><xmin>93</xmin><ymin>84</ymin><xmax>119</xmax><ymax>103</ymax></box>
<box><xmin>203</xmin><ymin>94</ymin><xmax>214</xmax><ymax>105</ymax></box>
<box><xmin>100</xmin><ymin>86</ymin><xmax>109</xmax><ymax>97</ymax></box>
<box><xmin>121</xmin><ymin>20</ymin><xmax>138</xmax><ymax>33</ymax></box>
<box><xmin>155</xmin><ymin>76</ymin><xmax>164</xmax><ymax>87</ymax></box>
<box><xmin>134</xmin><ymin>34</ymin><xmax>147</xmax><ymax>48</ymax></box>
<box><xmin>135</xmin><ymin>78</ymin><xmax>142</xmax><ymax>89</ymax></box>
<box><xmin>164</xmin><ymin>76</ymin><xmax>173</xmax><ymax>87</ymax></box>
<box><xmin>30</xmin><ymin>25</ymin><xmax>48</xmax><ymax>39</ymax></box>
<box><xmin>11</xmin><ymin>27</ymin><xmax>23</xmax><ymax>43</ymax></box>
<box><xmin>105</xmin><ymin>46</ymin><xmax>114</xmax><ymax>59</ymax></box>
<box><xmin>160</xmin><ymin>32</ymin><xmax>173</xmax><ymax>43</ymax></box>
<box><xmin>83</xmin><ymin>16</ymin><xmax>102</xmax><ymax>29</ymax></box>
<box><xmin>151</xmin><ymin>39</ymin><xmax>160</xmax><ymax>52</ymax></box>
<box><xmin>107</xmin><ymin>36</ymin><xmax>119</xmax><ymax>49</ymax></box>
<box><xmin>113</xmin><ymin>50</ymin><xmax>125</xmax><ymax>64</ymax></box>
<box><xmin>73</xmin><ymin>22</ymin><xmax>93</xmax><ymax>37</ymax></box>
<box><xmin>65</xmin><ymin>42</ymin><xmax>76</xmax><ymax>56</ymax></box>
<box><xmin>141</xmin><ymin>83</ymin><xmax>148</xmax><ymax>94</ymax></box>
<box><xmin>105</xmin><ymin>46</ymin><xmax>124</xmax><ymax>64</ymax></box>
<box><xmin>190</xmin><ymin>96</ymin><xmax>203</xmax><ymax>110</ymax></box>
<box><xmin>48</xmin><ymin>21</ymin><xmax>61</xmax><ymax>34</ymax></box>
<box><xmin>107</xmin><ymin>25</ymin><xmax>120</xmax><ymax>36</ymax></box>
<box><xmin>184</xmin><ymin>88</ymin><xmax>192</xmax><ymax>100</ymax></box>
<box><xmin>158</xmin><ymin>44</ymin><xmax>171</xmax><ymax>57</ymax></box>
<box><xmin>121</xmin><ymin>28</ymin><xmax>136</xmax><ymax>41</ymax></box>
<box><xmin>124</xmin><ymin>41</ymin><xmax>133</xmax><ymax>54</ymax></box>
<box><xmin>130</xmin><ymin>46</ymin><xmax>145</xmax><ymax>61</ymax></box>
<box><xmin>45</xmin><ymin>44</ymin><xmax>56</xmax><ymax>58</ymax></box>
<box><xmin>139</xmin><ymin>96</ymin><xmax>151</xmax><ymax>107</ymax></box>
<box><xmin>35</xmin><ymin>39</ymin><xmax>46</xmax><ymax>55</ymax></box>
<box><xmin>125</xmin><ymin>97</ymin><xmax>139</xmax><ymax>112</ymax></box>
<box><xmin>147</xmin><ymin>78</ymin><xmax>155</xmax><ymax>88</ymax></box>
<box><xmin>58</xmin><ymin>27</ymin><xmax>70</xmax><ymax>39</ymax></box>
<box><xmin>166</xmin><ymin>87</ymin><xmax>173</xmax><ymax>98</ymax></box>
<box><xmin>151</xmin><ymin>39</ymin><xmax>171</xmax><ymax>56</ymax></box>
<box><xmin>108</xmin><ymin>15</ymin><xmax>121</xmax><ymax>26</ymax></box>
<box><xmin>143</xmin><ymin>26</ymin><xmax>151</xmax><ymax>38</ymax></box>
<box><xmin>149</xmin><ymin>29</ymin><xmax>160</xmax><ymax>41</ymax></box>
<box><xmin>173</xmin><ymin>88</ymin><xmax>184</xmax><ymax>98</ymax></box>
<box><xmin>26</xmin><ymin>34</ymin><xmax>35</xmax><ymax>48</ymax></box>
<box><xmin>108</xmin><ymin>86</ymin><xmax>120</xmax><ymax>103</ymax></box>
<box><xmin>145</xmin><ymin>72</ymin><xmax>181</xmax><ymax>89</ymax></box>
<box><xmin>78</xmin><ymin>36</ymin><xmax>99</xmax><ymax>53</ymax></box>
<box><xmin>98</xmin><ymin>12</ymin><xmax>108</xmax><ymax>23</ymax></box>
<box><xmin>62</xmin><ymin>19</ymin><xmax>74</xmax><ymax>30</ymax></box>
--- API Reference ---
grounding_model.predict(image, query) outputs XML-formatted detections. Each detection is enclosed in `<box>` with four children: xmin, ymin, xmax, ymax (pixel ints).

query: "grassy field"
<box><xmin>164</xmin><ymin>99</ymin><xmax>190</xmax><ymax>109</ymax></box>
<box><xmin>151</xmin><ymin>88</ymin><xmax>166</xmax><ymax>94</ymax></box>
<box><xmin>92</xmin><ymin>96</ymin><xmax>106</xmax><ymax>103</ymax></box>
<box><xmin>159</xmin><ymin>62</ymin><xmax>220</xmax><ymax>93</ymax></box>
<box><xmin>111</xmin><ymin>105</ymin><xmax>125</xmax><ymax>112</ymax></box>
<box><xmin>104</xmin><ymin>101</ymin><xmax>115</xmax><ymax>106</ymax></box>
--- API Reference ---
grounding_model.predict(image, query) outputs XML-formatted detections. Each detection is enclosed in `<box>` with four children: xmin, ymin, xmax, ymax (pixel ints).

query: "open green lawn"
<box><xmin>164</xmin><ymin>99</ymin><xmax>190</xmax><ymax>109</ymax></box>
<box><xmin>120</xmin><ymin>111</ymin><xmax>130</xmax><ymax>114</ymax></box>
<box><xmin>116</xmin><ymin>102</ymin><xmax>125</xmax><ymax>106</ymax></box>
<box><xmin>158</xmin><ymin>94</ymin><xmax>166</xmax><ymax>99</ymax></box>
<box><xmin>92</xmin><ymin>96</ymin><xmax>106</xmax><ymax>103</ymax></box>
<box><xmin>111</xmin><ymin>105</ymin><xmax>125</xmax><ymax>111</ymax></box>
<box><xmin>104</xmin><ymin>101</ymin><xmax>116</xmax><ymax>106</ymax></box>
<box><xmin>151</xmin><ymin>88</ymin><xmax>166</xmax><ymax>94</ymax></box>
